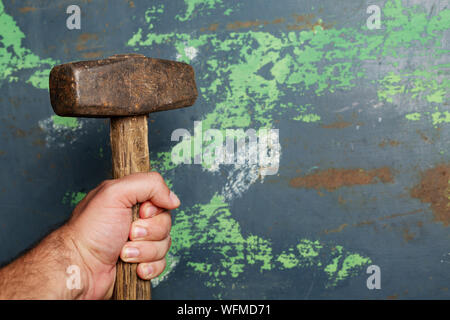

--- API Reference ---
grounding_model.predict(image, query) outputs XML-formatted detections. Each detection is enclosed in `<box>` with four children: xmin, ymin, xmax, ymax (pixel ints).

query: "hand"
<box><xmin>65</xmin><ymin>172</ymin><xmax>180</xmax><ymax>299</ymax></box>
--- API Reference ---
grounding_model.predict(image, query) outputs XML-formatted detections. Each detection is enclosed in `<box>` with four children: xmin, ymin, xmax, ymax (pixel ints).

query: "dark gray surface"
<box><xmin>0</xmin><ymin>0</ymin><xmax>448</xmax><ymax>299</ymax></box>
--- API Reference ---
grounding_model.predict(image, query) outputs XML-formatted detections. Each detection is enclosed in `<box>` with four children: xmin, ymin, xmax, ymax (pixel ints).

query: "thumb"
<box><xmin>98</xmin><ymin>172</ymin><xmax>180</xmax><ymax>210</ymax></box>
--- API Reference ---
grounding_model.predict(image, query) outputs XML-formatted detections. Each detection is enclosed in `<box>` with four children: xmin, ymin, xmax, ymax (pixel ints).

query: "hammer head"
<box><xmin>49</xmin><ymin>54</ymin><xmax>198</xmax><ymax>117</ymax></box>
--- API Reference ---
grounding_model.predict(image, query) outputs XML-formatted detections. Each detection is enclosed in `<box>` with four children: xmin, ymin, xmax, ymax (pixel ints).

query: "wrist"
<box><xmin>0</xmin><ymin>225</ymin><xmax>93</xmax><ymax>300</ymax></box>
<box><xmin>58</xmin><ymin>225</ymin><xmax>94</xmax><ymax>299</ymax></box>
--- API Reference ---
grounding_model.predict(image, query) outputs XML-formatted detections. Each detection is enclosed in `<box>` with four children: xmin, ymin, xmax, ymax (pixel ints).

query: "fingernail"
<box><xmin>132</xmin><ymin>226</ymin><xmax>147</xmax><ymax>239</ymax></box>
<box><xmin>123</xmin><ymin>247</ymin><xmax>140</xmax><ymax>259</ymax></box>
<box><xmin>143</xmin><ymin>264</ymin><xmax>153</xmax><ymax>278</ymax></box>
<box><xmin>169</xmin><ymin>191</ymin><xmax>180</xmax><ymax>205</ymax></box>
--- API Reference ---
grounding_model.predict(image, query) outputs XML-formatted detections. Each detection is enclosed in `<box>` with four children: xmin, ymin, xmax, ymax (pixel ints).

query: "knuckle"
<box><xmin>98</xmin><ymin>179</ymin><xmax>118</xmax><ymax>196</ymax></box>
<box><xmin>159</xmin><ymin>214</ymin><xmax>172</xmax><ymax>237</ymax></box>
<box><xmin>153</xmin><ymin>241</ymin><xmax>168</xmax><ymax>260</ymax></box>
<box><xmin>153</xmin><ymin>221</ymin><xmax>171</xmax><ymax>240</ymax></box>
<box><xmin>99</xmin><ymin>179</ymin><xmax>115</xmax><ymax>189</ymax></box>
<box><xmin>147</xmin><ymin>244</ymin><xmax>159</xmax><ymax>261</ymax></box>
<box><xmin>149</xmin><ymin>171</ymin><xmax>164</xmax><ymax>184</ymax></box>
<box><xmin>101</xmin><ymin>180</ymin><xmax>121</xmax><ymax>197</ymax></box>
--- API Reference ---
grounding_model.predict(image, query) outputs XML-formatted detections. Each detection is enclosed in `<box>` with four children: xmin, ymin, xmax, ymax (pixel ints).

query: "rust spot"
<box><xmin>323</xmin><ymin>223</ymin><xmax>348</xmax><ymax>234</ymax></box>
<box><xmin>76</xmin><ymin>33</ymin><xmax>99</xmax><ymax>51</ymax></box>
<box><xmin>379</xmin><ymin>139</ymin><xmax>400</xmax><ymax>148</ymax></box>
<box><xmin>200</xmin><ymin>24</ymin><xmax>218</xmax><ymax>32</ymax></box>
<box><xmin>321</xmin><ymin>115</ymin><xmax>362</xmax><ymax>129</ymax></box>
<box><xmin>8</xmin><ymin>97</ymin><xmax>21</xmax><ymax>108</ymax></box>
<box><xmin>387</xmin><ymin>294</ymin><xmax>398</xmax><ymax>300</ymax></box>
<box><xmin>322</xmin><ymin>209</ymin><xmax>422</xmax><ymax>234</ymax></box>
<box><xmin>0</xmin><ymin>150</ymin><xmax>5</xmax><ymax>156</ymax></box>
<box><xmin>272</xmin><ymin>18</ymin><xmax>285</xmax><ymax>24</ymax></box>
<box><xmin>378</xmin><ymin>210</ymin><xmax>422</xmax><ymax>221</ymax></box>
<box><xmin>402</xmin><ymin>227</ymin><xmax>415</xmax><ymax>242</ymax></box>
<box><xmin>225</xmin><ymin>18</ymin><xmax>285</xmax><ymax>30</ymax></box>
<box><xmin>208</xmin><ymin>23</ymin><xmax>219</xmax><ymax>31</ymax></box>
<box><xmin>354</xmin><ymin>220</ymin><xmax>375</xmax><ymax>228</ymax></box>
<box><xmin>14</xmin><ymin>128</ymin><xmax>27</xmax><ymax>138</ymax></box>
<box><xmin>287</xmin><ymin>13</ymin><xmax>333</xmax><ymax>30</ymax></box>
<box><xmin>411</xmin><ymin>164</ymin><xmax>450</xmax><ymax>227</ymax></box>
<box><xmin>78</xmin><ymin>33</ymin><xmax>98</xmax><ymax>42</ymax></box>
<box><xmin>416</xmin><ymin>129</ymin><xmax>432</xmax><ymax>143</ymax></box>
<box><xmin>293</xmin><ymin>13</ymin><xmax>315</xmax><ymax>23</ymax></box>
<box><xmin>289</xmin><ymin>167</ymin><xmax>394</xmax><ymax>192</ymax></box>
<box><xmin>19</xmin><ymin>7</ymin><xmax>37</xmax><ymax>13</ymax></box>
<box><xmin>227</xmin><ymin>20</ymin><xmax>263</xmax><ymax>30</ymax></box>
<box><xmin>389</xmin><ymin>140</ymin><xmax>400</xmax><ymax>147</ymax></box>
<box><xmin>321</xmin><ymin>121</ymin><xmax>352</xmax><ymax>129</ymax></box>
<box><xmin>32</xmin><ymin>139</ymin><xmax>46</xmax><ymax>147</ymax></box>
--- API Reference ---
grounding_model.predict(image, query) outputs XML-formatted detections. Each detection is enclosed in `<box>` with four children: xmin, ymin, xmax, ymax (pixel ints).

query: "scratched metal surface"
<box><xmin>0</xmin><ymin>0</ymin><xmax>448</xmax><ymax>299</ymax></box>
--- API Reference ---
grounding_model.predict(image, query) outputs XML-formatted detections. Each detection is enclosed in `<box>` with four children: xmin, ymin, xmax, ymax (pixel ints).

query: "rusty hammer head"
<box><xmin>49</xmin><ymin>54</ymin><xmax>197</xmax><ymax>117</ymax></box>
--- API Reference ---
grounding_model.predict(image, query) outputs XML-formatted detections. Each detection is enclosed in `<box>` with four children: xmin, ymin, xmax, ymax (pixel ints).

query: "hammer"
<box><xmin>49</xmin><ymin>54</ymin><xmax>198</xmax><ymax>300</ymax></box>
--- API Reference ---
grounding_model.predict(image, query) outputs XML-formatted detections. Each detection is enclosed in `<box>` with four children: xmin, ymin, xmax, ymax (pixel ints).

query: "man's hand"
<box><xmin>0</xmin><ymin>172</ymin><xmax>179</xmax><ymax>300</ymax></box>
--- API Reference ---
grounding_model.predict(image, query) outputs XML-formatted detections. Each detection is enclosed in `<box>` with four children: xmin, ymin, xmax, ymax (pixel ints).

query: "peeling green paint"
<box><xmin>277</xmin><ymin>252</ymin><xmax>299</xmax><ymax>269</ymax></box>
<box><xmin>293</xmin><ymin>113</ymin><xmax>321</xmax><ymax>122</ymax></box>
<box><xmin>168</xmin><ymin>194</ymin><xmax>371</xmax><ymax>288</ymax></box>
<box><xmin>0</xmin><ymin>0</ymin><xmax>58</xmax><ymax>89</ymax></box>
<box><xmin>176</xmin><ymin>0</ymin><xmax>227</xmax><ymax>22</ymax></box>
<box><xmin>52</xmin><ymin>115</ymin><xmax>79</xmax><ymax>129</ymax></box>
<box><xmin>129</xmin><ymin>0</ymin><xmax>449</xmax><ymax>130</ymax></box>
<box><xmin>63</xmin><ymin>191</ymin><xmax>86</xmax><ymax>207</ymax></box>
<box><xmin>324</xmin><ymin>256</ymin><xmax>340</xmax><ymax>278</ymax></box>
<box><xmin>378</xmin><ymin>72</ymin><xmax>405</xmax><ymax>103</ymax></box>
<box><xmin>405</xmin><ymin>113</ymin><xmax>421</xmax><ymax>121</ymax></box>
<box><xmin>431</xmin><ymin>111</ymin><xmax>450</xmax><ymax>125</ymax></box>
<box><xmin>376</xmin><ymin>2</ymin><xmax>449</xmax><ymax>122</ymax></box>
<box><xmin>27</xmin><ymin>69</ymin><xmax>52</xmax><ymax>90</ymax></box>
<box><xmin>127</xmin><ymin>24</ymin><xmax>355</xmax><ymax>130</ymax></box>
<box><xmin>334</xmin><ymin>254</ymin><xmax>371</xmax><ymax>285</ymax></box>
<box><xmin>378</xmin><ymin>66</ymin><xmax>449</xmax><ymax>106</ymax></box>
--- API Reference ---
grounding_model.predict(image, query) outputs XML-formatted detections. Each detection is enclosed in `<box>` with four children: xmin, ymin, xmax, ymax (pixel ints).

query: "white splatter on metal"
<box><xmin>151</xmin><ymin>253</ymin><xmax>180</xmax><ymax>287</ymax></box>
<box><xmin>176</xmin><ymin>45</ymin><xmax>199</xmax><ymax>61</ymax></box>
<box><xmin>38</xmin><ymin>116</ymin><xmax>85</xmax><ymax>148</ymax></box>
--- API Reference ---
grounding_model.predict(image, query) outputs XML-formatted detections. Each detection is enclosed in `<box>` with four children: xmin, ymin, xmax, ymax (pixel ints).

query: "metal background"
<box><xmin>0</xmin><ymin>0</ymin><xmax>448</xmax><ymax>299</ymax></box>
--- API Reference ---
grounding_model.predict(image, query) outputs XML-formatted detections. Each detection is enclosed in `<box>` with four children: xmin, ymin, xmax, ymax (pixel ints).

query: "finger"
<box><xmin>139</xmin><ymin>201</ymin><xmax>166</xmax><ymax>219</ymax></box>
<box><xmin>130</xmin><ymin>212</ymin><xmax>172</xmax><ymax>241</ymax></box>
<box><xmin>120</xmin><ymin>236</ymin><xmax>171</xmax><ymax>263</ymax></box>
<box><xmin>137</xmin><ymin>259</ymin><xmax>167</xmax><ymax>280</ymax></box>
<box><xmin>98</xmin><ymin>172</ymin><xmax>180</xmax><ymax>210</ymax></box>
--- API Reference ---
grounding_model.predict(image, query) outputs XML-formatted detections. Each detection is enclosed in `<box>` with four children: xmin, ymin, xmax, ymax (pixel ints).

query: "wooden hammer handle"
<box><xmin>110</xmin><ymin>115</ymin><xmax>151</xmax><ymax>300</ymax></box>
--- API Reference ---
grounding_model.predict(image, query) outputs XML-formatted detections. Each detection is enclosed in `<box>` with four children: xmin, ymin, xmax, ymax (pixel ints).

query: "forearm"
<box><xmin>0</xmin><ymin>226</ymin><xmax>89</xmax><ymax>300</ymax></box>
